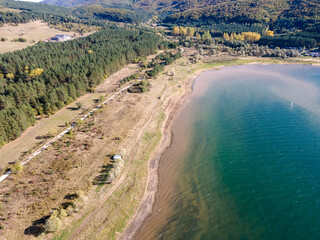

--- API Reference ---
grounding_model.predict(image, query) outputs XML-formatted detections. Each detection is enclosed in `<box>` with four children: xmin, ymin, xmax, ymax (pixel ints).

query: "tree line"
<box><xmin>171</xmin><ymin>24</ymin><xmax>319</xmax><ymax>49</ymax></box>
<box><xmin>0</xmin><ymin>27</ymin><xmax>165</xmax><ymax>146</ymax></box>
<box><xmin>146</xmin><ymin>51</ymin><xmax>182</xmax><ymax>78</ymax></box>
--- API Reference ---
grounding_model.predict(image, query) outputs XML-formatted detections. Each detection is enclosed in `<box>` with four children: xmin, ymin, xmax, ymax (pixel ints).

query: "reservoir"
<box><xmin>135</xmin><ymin>65</ymin><xmax>320</xmax><ymax>240</ymax></box>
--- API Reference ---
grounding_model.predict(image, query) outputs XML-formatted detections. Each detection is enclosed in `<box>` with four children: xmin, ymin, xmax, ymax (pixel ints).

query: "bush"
<box><xmin>58</xmin><ymin>209</ymin><xmax>68</xmax><ymax>219</ymax></box>
<box><xmin>128</xmin><ymin>80</ymin><xmax>150</xmax><ymax>93</ymax></box>
<box><xmin>19</xmin><ymin>38</ymin><xmax>27</xmax><ymax>42</ymax></box>
<box><xmin>45</xmin><ymin>215</ymin><xmax>61</xmax><ymax>233</ymax></box>
<box><xmin>71</xmin><ymin>200</ymin><xmax>83</xmax><ymax>212</ymax></box>
<box><xmin>12</xmin><ymin>163</ymin><xmax>23</xmax><ymax>173</ymax></box>
<box><xmin>13</xmin><ymin>38</ymin><xmax>27</xmax><ymax>42</ymax></box>
<box><xmin>118</xmin><ymin>147</ymin><xmax>126</xmax><ymax>157</ymax></box>
<box><xmin>48</xmin><ymin>128</ymin><xmax>58</xmax><ymax>137</ymax></box>
<box><xmin>45</xmin><ymin>208</ymin><xmax>69</xmax><ymax>233</ymax></box>
<box><xmin>76</xmin><ymin>102</ymin><xmax>83</xmax><ymax>109</ymax></box>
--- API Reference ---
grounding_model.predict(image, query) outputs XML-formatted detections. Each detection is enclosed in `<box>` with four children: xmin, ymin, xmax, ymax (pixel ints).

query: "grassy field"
<box><xmin>0</xmin><ymin>20</ymin><xmax>80</xmax><ymax>54</ymax></box>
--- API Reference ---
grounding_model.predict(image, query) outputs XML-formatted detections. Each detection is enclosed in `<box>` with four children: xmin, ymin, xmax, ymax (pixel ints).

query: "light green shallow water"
<box><xmin>136</xmin><ymin>65</ymin><xmax>320</xmax><ymax>240</ymax></box>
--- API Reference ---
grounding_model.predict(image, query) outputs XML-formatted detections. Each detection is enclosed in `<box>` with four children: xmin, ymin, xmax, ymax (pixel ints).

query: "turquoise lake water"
<box><xmin>136</xmin><ymin>65</ymin><xmax>320</xmax><ymax>240</ymax></box>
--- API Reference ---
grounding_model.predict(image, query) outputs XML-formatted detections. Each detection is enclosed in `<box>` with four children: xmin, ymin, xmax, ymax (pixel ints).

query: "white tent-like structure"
<box><xmin>113</xmin><ymin>155</ymin><xmax>122</xmax><ymax>160</ymax></box>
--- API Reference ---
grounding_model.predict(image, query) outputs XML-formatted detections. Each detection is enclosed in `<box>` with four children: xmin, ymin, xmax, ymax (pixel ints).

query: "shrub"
<box><xmin>15</xmin><ymin>38</ymin><xmax>27</xmax><ymax>42</ymax></box>
<box><xmin>71</xmin><ymin>200</ymin><xmax>83</xmax><ymax>213</ymax></box>
<box><xmin>107</xmin><ymin>172</ymin><xmax>115</xmax><ymax>183</ymax></box>
<box><xmin>99</xmin><ymin>96</ymin><xmax>105</xmax><ymax>102</ymax></box>
<box><xmin>48</xmin><ymin>128</ymin><xmax>58</xmax><ymax>137</ymax></box>
<box><xmin>76</xmin><ymin>102</ymin><xmax>83</xmax><ymax>109</ymax></box>
<box><xmin>45</xmin><ymin>215</ymin><xmax>61</xmax><ymax>233</ymax></box>
<box><xmin>118</xmin><ymin>147</ymin><xmax>126</xmax><ymax>157</ymax></box>
<box><xmin>12</xmin><ymin>163</ymin><xmax>23</xmax><ymax>173</ymax></box>
<box><xmin>58</xmin><ymin>209</ymin><xmax>68</xmax><ymax>219</ymax></box>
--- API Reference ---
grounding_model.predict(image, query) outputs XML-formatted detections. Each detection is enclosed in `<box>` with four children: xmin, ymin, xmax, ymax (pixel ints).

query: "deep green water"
<box><xmin>138</xmin><ymin>65</ymin><xmax>320</xmax><ymax>240</ymax></box>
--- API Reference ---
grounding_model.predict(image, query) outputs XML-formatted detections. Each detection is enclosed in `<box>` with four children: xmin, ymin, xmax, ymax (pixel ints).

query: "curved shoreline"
<box><xmin>120</xmin><ymin>66</ymin><xmax>219</xmax><ymax>240</ymax></box>
<box><xmin>120</xmin><ymin>60</ymin><xmax>320</xmax><ymax>240</ymax></box>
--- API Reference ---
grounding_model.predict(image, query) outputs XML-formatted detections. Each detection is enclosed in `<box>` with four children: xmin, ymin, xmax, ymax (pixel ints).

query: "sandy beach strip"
<box><xmin>120</xmin><ymin>66</ymin><xmax>218</xmax><ymax>239</ymax></box>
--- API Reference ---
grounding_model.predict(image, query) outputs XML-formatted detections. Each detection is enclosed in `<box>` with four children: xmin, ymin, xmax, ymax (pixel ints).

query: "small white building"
<box><xmin>52</xmin><ymin>35</ymin><xmax>72</xmax><ymax>42</ymax></box>
<box><xmin>113</xmin><ymin>155</ymin><xmax>122</xmax><ymax>160</ymax></box>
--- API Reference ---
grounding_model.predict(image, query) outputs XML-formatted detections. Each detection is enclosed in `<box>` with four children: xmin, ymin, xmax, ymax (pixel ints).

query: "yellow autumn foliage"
<box><xmin>186</xmin><ymin>27</ymin><xmax>196</xmax><ymax>37</ymax></box>
<box><xmin>172</xmin><ymin>26</ymin><xmax>179</xmax><ymax>35</ymax></box>
<box><xmin>265</xmin><ymin>30</ymin><xmax>274</xmax><ymax>36</ymax></box>
<box><xmin>223</xmin><ymin>32</ymin><xmax>261</xmax><ymax>42</ymax></box>
<box><xmin>230</xmin><ymin>33</ymin><xmax>244</xmax><ymax>41</ymax></box>
<box><xmin>179</xmin><ymin>26</ymin><xmax>187</xmax><ymax>36</ymax></box>
<box><xmin>223</xmin><ymin>33</ymin><xmax>231</xmax><ymax>41</ymax></box>
<box><xmin>172</xmin><ymin>26</ymin><xmax>197</xmax><ymax>37</ymax></box>
<box><xmin>241</xmin><ymin>32</ymin><xmax>261</xmax><ymax>42</ymax></box>
<box><xmin>6</xmin><ymin>73</ymin><xmax>14</xmax><ymax>79</ymax></box>
<box><xmin>29</xmin><ymin>68</ymin><xmax>44</xmax><ymax>78</ymax></box>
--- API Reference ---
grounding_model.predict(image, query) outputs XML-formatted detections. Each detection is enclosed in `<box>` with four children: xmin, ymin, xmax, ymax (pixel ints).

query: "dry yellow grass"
<box><xmin>0</xmin><ymin>20</ymin><xmax>80</xmax><ymax>54</ymax></box>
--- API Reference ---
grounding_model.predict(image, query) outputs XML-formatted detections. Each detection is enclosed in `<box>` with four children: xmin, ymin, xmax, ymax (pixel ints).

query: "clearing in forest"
<box><xmin>0</xmin><ymin>20</ymin><xmax>80</xmax><ymax>53</ymax></box>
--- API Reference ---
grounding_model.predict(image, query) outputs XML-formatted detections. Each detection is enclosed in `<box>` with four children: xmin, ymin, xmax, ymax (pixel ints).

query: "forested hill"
<box><xmin>42</xmin><ymin>0</ymin><xmax>320</xmax><ymax>20</ymax></box>
<box><xmin>0</xmin><ymin>0</ymin><xmax>149</xmax><ymax>24</ymax></box>
<box><xmin>0</xmin><ymin>0</ymin><xmax>87</xmax><ymax>26</ymax></box>
<box><xmin>40</xmin><ymin>0</ymin><xmax>319</xmax><ymax>29</ymax></box>
<box><xmin>163</xmin><ymin>0</ymin><xmax>319</xmax><ymax>27</ymax></box>
<box><xmin>0</xmin><ymin>28</ymin><xmax>166</xmax><ymax>146</ymax></box>
<box><xmin>42</xmin><ymin>0</ymin><xmax>133</xmax><ymax>8</ymax></box>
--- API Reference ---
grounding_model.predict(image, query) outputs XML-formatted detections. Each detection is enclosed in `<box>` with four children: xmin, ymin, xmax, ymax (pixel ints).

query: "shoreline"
<box><xmin>120</xmin><ymin>66</ymin><xmax>205</xmax><ymax>240</ymax></box>
<box><xmin>120</xmin><ymin>59</ymin><xmax>320</xmax><ymax>239</ymax></box>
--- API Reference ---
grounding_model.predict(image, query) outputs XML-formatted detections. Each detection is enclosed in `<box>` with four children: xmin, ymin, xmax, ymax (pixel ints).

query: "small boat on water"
<box><xmin>290</xmin><ymin>101</ymin><xmax>294</xmax><ymax>110</ymax></box>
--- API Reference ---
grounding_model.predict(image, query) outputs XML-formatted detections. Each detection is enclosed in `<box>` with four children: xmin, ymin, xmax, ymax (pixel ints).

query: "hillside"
<box><xmin>42</xmin><ymin>0</ymin><xmax>133</xmax><ymax>8</ymax></box>
<box><xmin>74</xmin><ymin>4</ymin><xmax>150</xmax><ymax>23</ymax></box>
<box><xmin>41</xmin><ymin>0</ymin><xmax>319</xmax><ymax>28</ymax></box>
<box><xmin>163</xmin><ymin>0</ymin><xmax>320</xmax><ymax>26</ymax></box>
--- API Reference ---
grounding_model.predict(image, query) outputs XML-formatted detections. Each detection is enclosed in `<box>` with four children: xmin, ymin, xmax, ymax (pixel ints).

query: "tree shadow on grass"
<box><xmin>93</xmin><ymin>163</ymin><xmax>113</xmax><ymax>186</ymax></box>
<box><xmin>64</xmin><ymin>193</ymin><xmax>78</xmax><ymax>200</ymax></box>
<box><xmin>21</xmin><ymin>151</ymin><xmax>30</xmax><ymax>157</ymax></box>
<box><xmin>35</xmin><ymin>135</ymin><xmax>52</xmax><ymax>140</ymax></box>
<box><xmin>66</xmin><ymin>107</ymin><xmax>80</xmax><ymax>111</ymax></box>
<box><xmin>24</xmin><ymin>215</ymin><xmax>50</xmax><ymax>236</ymax></box>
